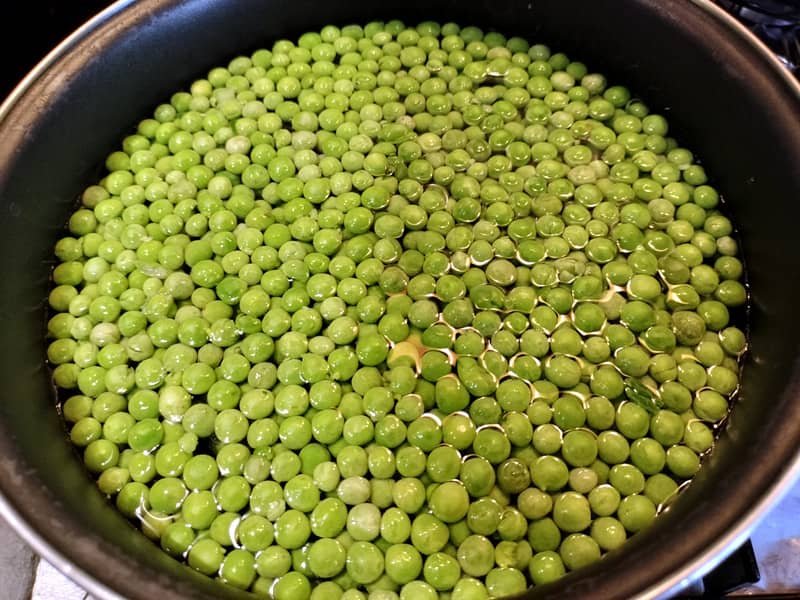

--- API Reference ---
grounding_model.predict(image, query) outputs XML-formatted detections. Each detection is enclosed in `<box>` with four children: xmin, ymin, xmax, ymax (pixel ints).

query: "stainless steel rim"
<box><xmin>0</xmin><ymin>1</ymin><xmax>798</xmax><ymax>598</ymax></box>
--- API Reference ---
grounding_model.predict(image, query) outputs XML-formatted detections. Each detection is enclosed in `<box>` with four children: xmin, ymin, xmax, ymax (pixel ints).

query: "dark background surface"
<box><xmin>2</xmin><ymin>1</ymin><xmax>114</xmax><ymax>101</ymax></box>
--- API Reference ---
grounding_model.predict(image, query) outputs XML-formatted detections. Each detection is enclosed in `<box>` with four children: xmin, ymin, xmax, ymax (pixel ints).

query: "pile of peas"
<box><xmin>46</xmin><ymin>19</ymin><xmax>748</xmax><ymax>600</ymax></box>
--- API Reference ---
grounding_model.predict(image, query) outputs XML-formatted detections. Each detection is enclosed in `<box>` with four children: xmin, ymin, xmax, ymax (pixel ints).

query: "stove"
<box><xmin>716</xmin><ymin>0</ymin><xmax>800</xmax><ymax>73</ymax></box>
<box><xmin>1</xmin><ymin>1</ymin><xmax>799</xmax><ymax>599</ymax></box>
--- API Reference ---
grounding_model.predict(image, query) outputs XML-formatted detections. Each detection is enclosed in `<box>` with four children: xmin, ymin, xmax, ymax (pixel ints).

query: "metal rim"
<box><xmin>0</xmin><ymin>1</ymin><xmax>798</xmax><ymax>599</ymax></box>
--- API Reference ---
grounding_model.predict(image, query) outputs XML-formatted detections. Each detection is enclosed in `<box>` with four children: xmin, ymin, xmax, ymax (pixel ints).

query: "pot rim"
<box><xmin>0</xmin><ymin>1</ymin><xmax>798</xmax><ymax>599</ymax></box>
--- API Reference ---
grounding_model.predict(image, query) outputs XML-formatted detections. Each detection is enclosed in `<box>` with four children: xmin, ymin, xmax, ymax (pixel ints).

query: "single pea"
<box><xmin>518</xmin><ymin>488</ymin><xmax>553</xmax><ymax>520</ymax></box>
<box><xmin>460</xmin><ymin>456</ymin><xmax>496</xmax><ymax>498</ymax></box>
<box><xmin>644</xmin><ymin>473</ymin><xmax>680</xmax><ymax>507</ymax></box>
<box><xmin>346</xmin><ymin>541</ymin><xmax>385</xmax><ymax>584</ymax></box>
<box><xmin>457</xmin><ymin>535</ymin><xmax>495</xmax><ymax>577</ymax></box>
<box><xmin>485</xmin><ymin>567</ymin><xmax>527</xmax><ymax>598</ymax></box>
<box><xmin>616</xmin><ymin>402</ymin><xmax>650</xmax><ymax>439</ymax></box>
<box><xmin>590</xmin><ymin>516</ymin><xmax>628</xmax><ymax>550</ymax></box>
<box><xmin>630</xmin><ymin>438</ymin><xmax>667</xmax><ymax>474</ymax></box>
<box><xmin>552</xmin><ymin>491</ymin><xmax>592</xmax><ymax>532</ymax></box>
<box><xmin>472</xmin><ymin>427</ymin><xmax>511</xmax><ymax>464</ymax></box>
<box><xmin>617</xmin><ymin>494</ymin><xmax>657</xmax><ymax>532</ymax></box>
<box><xmin>188</xmin><ymin>538</ymin><xmax>225</xmax><ymax>575</ymax></box>
<box><xmin>449</xmin><ymin>575</ymin><xmax>489</xmax><ymax>600</ymax></box>
<box><xmin>442</xmin><ymin>412</ymin><xmax>477</xmax><ymax>450</ymax></box>
<box><xmin>256</xmin><ymin>546</ymin><xmax>292</xmax><ymax>579</ymax></box>
<box><xmin>497</xmin><ymin>507</ymin><xmax>529</xmax><ymax>541</ymax></box>
<box><xmin>529</xmin><ymin>551</ymin><xmax>566</xmax><ymax>585</ymax></box>
<box><xmin>609</xmin><ymin>463</ymin><xmax>646</xmax><ymax>496</ymax></box>
<box><xmin>586</xmin><ymin>396</ymin><xmax>615</xmax><ymax>430</ymax></box>
<box><xmin>569</xmin><ymin>467</ymin><xmax>599</xmax><ymax>494</ymax></box>
<box><xmin>649</xmin><ymin>410</ymin><xmax>685</xmax><ymax>446</ymax></box>
<box><xmin>694</xmin><ymin>389</ymin><xmax>729</xmax><ymax>422</ymax></box>
<box><xmin>385</xmin><ymin>543</ymin><xmax>424</xmax><ymax>584</ymax></box>
<box><xmin>466</xmin><ymin>497</ymin><xmax>503</xmax><ymax>537</ymax></box>
<box><xmin>399</xmin><ymin>581</ymin><xmax>438</xmax><ymax>600</ymax></box>
<box><xmin>308</xmin><ymin>538</ymin><xmax>347</xmax><ymax>578</ymax></box>
<box><xmin>273</xmin><ymin>572</ymin><xmax>312</xmax><ymax>600</ymax></box>
<box><xmin>381</xmin><ymin>506</ymin><xmax>412</xmax><ymax>545</ymax></box>
<box><xmin>553</xmin><ymin>395</ymin><xmax>586</xmax><ymax>429</ymax></box>
<box><xmin>427</xmin><ymin>445</ymin><xmax>463</xmax><ymax>483</ymax></box>
<box><xmin>684</xmin><ymin>420</ymin><xmax>715</xmax><ymax>453</ymax></box>
<box><xmin>544</xmin><ymin>355</ymin><xmax>582</xmax><ymax>388</ymax></box>
<box><xmin>562</xmin><ymin>430</ymin><xmax>598</xmax><ymax>467</ymax></box>
<box><xmin>274</xmin><ymin>509</ymin><xmax>312</xmax><ymax>550</ymax></box>
<box><xmin>423</xmin><ymin>552</ymin><xmax>461</xmax><ymax>591</ymax></box>
<box><xmin>560</xmin><ymin>533</ymin><xmax>601</xmax><ymax>570</ymax></box>
<box><xmin>533</xmin><ymin>423</ymin><xmax>563</xmax><ymax>454</ymax></box>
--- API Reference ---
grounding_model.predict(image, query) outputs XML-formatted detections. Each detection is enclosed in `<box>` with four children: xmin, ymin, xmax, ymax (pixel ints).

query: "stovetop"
<box><xmin>716</xmin><ymin>0</ymin><xmax>800</xmax><ymax>73</ymax></box>
<box><xmin>1</xmin><ymin>1</ymin><xmax>799</xmax><ymax>598</ymax></box>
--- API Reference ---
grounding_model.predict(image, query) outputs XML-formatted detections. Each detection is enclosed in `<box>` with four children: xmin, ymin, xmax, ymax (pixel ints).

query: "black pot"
<box><xmin>1</xmin><ymin>1</ymin><xmax>799</xmax><ymax>598</ymax></box>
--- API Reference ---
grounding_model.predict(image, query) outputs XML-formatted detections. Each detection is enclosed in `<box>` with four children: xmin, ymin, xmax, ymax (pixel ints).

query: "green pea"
<box><xmin>346</xmin><ymin>541</ymin><xmax>385</xmax><ymax>584</ymax></box>
<box><xmin>560</xmin><ymin>533</ymin><xmax>601</xmax><ymax>570</ymax></box>
<box><xmin>617</xmin><ymin>494</ymin><xmax>657</xmax><ymax>532</ymax></box>
<box><xmin>386</xmin><ymin>543</ymin><xmax>424</xmax><ymax>584</ymax></box>
<box><xmin>529</xmin><ymin>551</ymin><xmax>566</xmax><ymax>585</ymax></box>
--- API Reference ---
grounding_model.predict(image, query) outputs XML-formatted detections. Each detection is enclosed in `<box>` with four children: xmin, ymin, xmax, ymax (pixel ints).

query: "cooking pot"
<box><xmin>1</xmin><ymin>1</ymin><xmax>799</xmax><ymax>598</ymax></box>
